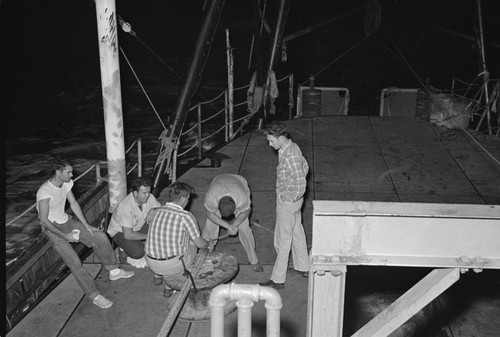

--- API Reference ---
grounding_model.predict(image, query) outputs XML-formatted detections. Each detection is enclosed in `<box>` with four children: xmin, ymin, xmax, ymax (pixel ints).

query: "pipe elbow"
<box><xmin>209</xmin><ymin>284</ymin><xmax>231</xmax><ymax>307</ymax></box>
<box><xmin>258</xmin><ymin>286</ymin><xmax>283</xmax><ymax>310</ymax></box>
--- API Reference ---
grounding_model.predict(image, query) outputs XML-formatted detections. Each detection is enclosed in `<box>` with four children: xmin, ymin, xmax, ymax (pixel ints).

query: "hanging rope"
<box><xmin>153</xmin><ymin>129</ymin><xmax>177</xmax><ymax>176</ymax></box>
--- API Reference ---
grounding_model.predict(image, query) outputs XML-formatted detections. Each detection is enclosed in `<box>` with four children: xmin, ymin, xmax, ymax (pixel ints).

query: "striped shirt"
<box><xmin>145</xmin><ymin>202</ymin><xmax>201</xmax><ymax>258</ymax></box>
<box><xmin>277</xmin><ymin>139</ymin><xmax>309</xmax><ymax>202</ymax></box>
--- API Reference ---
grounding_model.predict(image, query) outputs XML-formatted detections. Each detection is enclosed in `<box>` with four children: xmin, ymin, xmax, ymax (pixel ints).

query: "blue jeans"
<box><xmin>44</xmin><ymin>216</ymin><xmax>119</xmax><ymax>300</ymax></box>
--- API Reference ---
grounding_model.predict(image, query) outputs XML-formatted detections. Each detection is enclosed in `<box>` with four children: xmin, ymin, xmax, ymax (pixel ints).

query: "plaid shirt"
<box><xmin>277</xmin><ymin>139</ymin><xmax>309</xmax><ymax>202</ymax></box>
<box><xmin>145</xmin><ymin>202</ymin><xmax>201</xmax><ymax>258</ymax></box>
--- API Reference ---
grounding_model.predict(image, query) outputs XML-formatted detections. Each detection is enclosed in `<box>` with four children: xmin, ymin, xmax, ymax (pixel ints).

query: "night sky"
<box><xmin>2</xmin><ymin>0</ymin><xmax>499</xmax><ymax>132</ymax></box>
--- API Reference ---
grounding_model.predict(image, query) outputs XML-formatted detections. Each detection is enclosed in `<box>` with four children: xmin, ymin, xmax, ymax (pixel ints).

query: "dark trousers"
<box><xmin>112</xmin><ymin>223</ymin><xmax>149</xmax><ymax>259</ymax></box>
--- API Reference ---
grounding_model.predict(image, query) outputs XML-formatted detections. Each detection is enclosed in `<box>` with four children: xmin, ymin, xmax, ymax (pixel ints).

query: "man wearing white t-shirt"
<box><xmin>36</xmin><ymin>159</ymin><xmax>134</xmax><ymax>309</ymax></box>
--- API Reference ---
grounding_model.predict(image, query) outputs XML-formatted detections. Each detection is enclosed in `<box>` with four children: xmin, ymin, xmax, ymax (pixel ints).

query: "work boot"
<box><xmin>288</xmin><ymin>267</ymin><xmax>309</xmax><ymax>278</ymax></box>
<box><xmin>163</xmin><ymin>287</ymin><xmax>173</xmax><ymax>298</ymax></box>
<box><xmin>259</xmin><ymin>280</ymin><xmax>284</xmax><ymax>289</ymax></box>
<box><xmin>154</xmin><ymin>274</ymin><xmax>163</xmax><ymax>286</ymax></box>
<box><xmin>252</xmin><ymin>263</ymin><xmax>264</xmax><ymax>272</ymax></box>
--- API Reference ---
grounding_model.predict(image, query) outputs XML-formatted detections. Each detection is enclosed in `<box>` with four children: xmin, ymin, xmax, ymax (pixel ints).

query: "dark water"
<box><xmin>4</xmin><ymin>0</ymin><xmax>499</xmax><ymax>266</ymax></box>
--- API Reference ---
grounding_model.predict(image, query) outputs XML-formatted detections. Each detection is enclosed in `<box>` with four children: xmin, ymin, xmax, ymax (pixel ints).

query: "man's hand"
<box><xmin>227</xmin><ymin>224</ymin><xmax>238</xmax><ymax>236</ymax></box>
<box><xmin>207</xmin><ymin>239</ymin><xmax>215</xmax><ymax>252</ymax></box>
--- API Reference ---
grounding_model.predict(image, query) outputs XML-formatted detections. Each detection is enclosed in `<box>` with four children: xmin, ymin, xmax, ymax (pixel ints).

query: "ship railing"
<box><xmin>171</xmin><ymin>73</ymin><xmax>294</xmax><ymax>182</ymax></box>
<box><xmin>5</xmin><ymin>138</ymin><xmax>143</xmax><ymax>257</ymax></box>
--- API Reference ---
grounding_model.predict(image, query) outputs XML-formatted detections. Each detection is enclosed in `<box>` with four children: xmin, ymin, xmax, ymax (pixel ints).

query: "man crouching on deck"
<box><xmin>145</xmin><ymin>181</ymin><xmax>212</xmax><ymax>297</ymax></box>
<box><xmin>36</xmin><ymin>158</ymin><xmax>134</xmax><ymax>309</ymax></box>
<box><xmin>107</xmin><ymin>177</ymin><xmax>161</xmax><ymax>268</ymax></box>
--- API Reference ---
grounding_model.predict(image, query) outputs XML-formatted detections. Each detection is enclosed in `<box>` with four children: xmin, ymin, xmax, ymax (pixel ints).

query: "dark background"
<box><xmin>2</xmin><ymin>0</ymin><xmax>499</xmax><ymax>129</ymax></box>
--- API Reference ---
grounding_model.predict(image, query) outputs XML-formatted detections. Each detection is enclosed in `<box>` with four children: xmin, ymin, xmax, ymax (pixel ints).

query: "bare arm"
<box><xmin>206</xmin><ymin>209</ymin><xmax>231</xmax><ymax>230</ymax></box>
<box><xmin>122</xmin><ymin>226</ymin><xmax>147</xmax><ymax>240</ymax></box>
<box><xmin>193</xmin><ymin>236</ymin><xmax>209</xmax><ymax>249</ymax></box>
<box><xmin>232</xmin><ymin>208</ymin><xmax>251</xmax><ymax>228</ymax></box>
<box><xmin>67</xmin><ymin>190</ymin><xmax>96</xmax><ymax>235</ymax></box>
<box><xmin>38</xmin><ymin>198</ymin><xmax>76</xmax><ymax>242</ymax></box>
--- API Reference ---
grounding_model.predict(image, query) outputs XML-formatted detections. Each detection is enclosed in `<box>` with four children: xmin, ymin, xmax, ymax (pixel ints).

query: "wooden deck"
<box><xmin>7</xmin><ymin>116</ymin><xmax>500</xmax><ymax>337</ymax></box>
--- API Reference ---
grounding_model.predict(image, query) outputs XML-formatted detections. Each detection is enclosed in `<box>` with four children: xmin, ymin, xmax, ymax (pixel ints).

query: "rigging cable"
<box><xmin>118</xmin><ymin>16</ymin><xmax>184</xmax><ymax>83</ymax></box>
<box><xmin>375</xmin><ymin>26</ymin><xmax>430</xmax><ymax>92</ymax></box>
<box><xmin>119</xmin><ymin>46</ymin><xmax>168</xmax><ymax>132</ymax></box>
<box><xmin>301</xmin><ymin>36</ymin><xmax>366</xmax><ymax>86</ymax></box>
<box><xmin>118</xmin><ymin>16</ymin><xmax>219</xmax><ymax>111</ymax></box>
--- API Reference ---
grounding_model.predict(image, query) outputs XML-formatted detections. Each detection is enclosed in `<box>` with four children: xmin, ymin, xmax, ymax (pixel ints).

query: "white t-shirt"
<box><xmin>36</xmin><ymin>179</ymin><xmax>74</xmax><ymax>224</ymax></box>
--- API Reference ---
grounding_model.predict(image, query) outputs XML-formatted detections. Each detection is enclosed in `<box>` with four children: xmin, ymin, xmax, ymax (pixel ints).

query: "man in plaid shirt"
<box><xmin>260</xmin><ymin>121</ymin><xmax>310</xmax><ymax>289</ymax></box>
<box><xmin>145</xmin><ymin>181</ymin><xmax>211</xmax><ymax>297</ymax></box>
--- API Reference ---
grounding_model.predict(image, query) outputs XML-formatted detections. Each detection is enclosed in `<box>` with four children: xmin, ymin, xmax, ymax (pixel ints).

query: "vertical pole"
<box><xmin>288</xmin><ymin>74</ymin><xmax>294</xmax><ymax>120</ymax></box>
<box><xmin>95</xmin><ymin>0</ymin><xmax>127</xmax><ymax>212</ymax></box>
<box><xmin>226</xmin><ymin>29</ymin><xmax>234</xmax><ymax>139</ymax></box>
<box><xmin>224</xmin><ymin>90</ymin><xmax>229</xmax><ymax>142</ymax></box>
<box><xmin>137</xmin><ymin>138</ymin><xmax>142</xmax><ymax>177</ymax></box>
<box><xmin>95</xmin><ymin>162</ymin><xmax>101</xmax><ymax>183</ymax></box>
<box><xmin>172</xmin><ymin>145</ymin><xmax>177</xmax><ymax>183</ymax></box>
<box><xmin>475</xmin><ymin>0</ymin><xmax>491</xmax><ymax>133</ymax></box>
<box><xmin>197</xmin><ymin>103</ymin><xmax>203</xmax><ymax>160</ymax></box>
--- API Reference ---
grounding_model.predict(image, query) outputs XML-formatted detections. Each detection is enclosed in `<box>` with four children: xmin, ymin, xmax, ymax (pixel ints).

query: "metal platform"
<box><xmin>8</xmin><ymin>116</ymin><xmax>500</xmax><ymax>337</ymax></box>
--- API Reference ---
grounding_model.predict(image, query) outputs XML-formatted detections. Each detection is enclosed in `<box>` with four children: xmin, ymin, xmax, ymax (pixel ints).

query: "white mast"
<box><xmin>95</xmin><ymin>0</ymin><xmax>127</xmax><ymax>212</ymax></box>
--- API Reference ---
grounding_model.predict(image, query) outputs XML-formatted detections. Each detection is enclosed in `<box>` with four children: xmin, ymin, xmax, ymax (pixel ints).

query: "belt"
<box><xmin>147</xmin><ymin>254</ymin><xmax>177</xmax><ymax>261</ymax></box>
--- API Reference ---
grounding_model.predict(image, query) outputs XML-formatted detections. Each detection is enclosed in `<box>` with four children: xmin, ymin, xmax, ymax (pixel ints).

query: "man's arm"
<box><xmin>206</xmin><ymin>210</ymin><xmax>231</xmax><ymax>230</ymax></box>
<box><xmin>67</xmin><ymin>190</ymin><xmax>97</xmax><ymax>234</ymax></box>
<box><xmin>193</xmin><ymin>236</ymin><xmax>210</xmax><ymax>250</ymax></box>
<box><xmin>38</xmin><ymin>198</ymin><xmax>76</xmax><ymax>242</ymax></box>
<box><xmin>231</xmin><ymin>208</ymin><xmax>251</xmax><ymax>231</ymax></box>
<box><xmin>122</xmin><ymin>226</ymin><xmax>147</xmax><ymax>240</ymax></box>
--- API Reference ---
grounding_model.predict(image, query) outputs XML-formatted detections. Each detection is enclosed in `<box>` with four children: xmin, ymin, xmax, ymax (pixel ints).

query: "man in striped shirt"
<box><xmin>260</xmin><ymin>121</ymin><xmax>310</xmax><ymax>289</ymax></box>
<box><xmin>145</xmin><ymin>182</ymin><xmax>210</xmax><ymax>297</ymax></box>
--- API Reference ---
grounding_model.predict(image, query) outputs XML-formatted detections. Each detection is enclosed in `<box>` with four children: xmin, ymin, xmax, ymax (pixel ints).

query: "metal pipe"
<box><xmin>94</xmin><ymin>0</ymin><xmax>127</xmax><ymax>212</ymax></box>
<box><xmin>237</xmin><ymin>298</ymin><xmax>254</xmax><ymax>337</ymax></box>
<box><xmin>209</xmin><ymin>283</ymin><xmax>282</xmax><ymax>337</ymax></box>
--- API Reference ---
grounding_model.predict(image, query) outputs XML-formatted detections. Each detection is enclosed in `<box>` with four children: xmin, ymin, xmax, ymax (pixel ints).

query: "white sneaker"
<box><xmin>109</xmin><ymin>269</ymin><xmax>134</xmax><ymax>281</ymax></box>
<box><xmin>127</xmin><ymin>256</ymin><xmax>147</xmax><ymax>268</ymax></box>
<box><xmin>93</xmin><ymin>295</ymin><xmax>113</xmax><ymax>309</ymax></box>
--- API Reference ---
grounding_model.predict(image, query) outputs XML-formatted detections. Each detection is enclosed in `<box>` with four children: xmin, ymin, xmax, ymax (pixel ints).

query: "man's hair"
<box><xmin>218</xmin><ymin>196</ymin><xmax>236</xmax><ymax>220</ymax></box>
<box><xmin>169</xmin><ymin>181</ymin><xmax>194</xmax><ymax>201</ymax></box>
<box><xmin>51</xmin><ymin>158</ymin><xmax>72</xmax><ymax>175</ymax></box>
<box><xmin>263</xmin><ymin>120</ymin><xmax>288</xmax><ymax>138</ymax></box>
<box><xmin>131</xmin><ymin>177</ymin><xmax>152</xmax><ymax>192</ymax></box>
